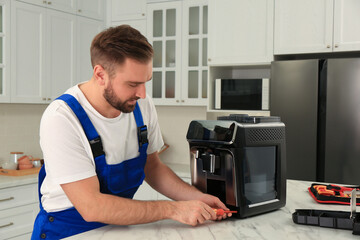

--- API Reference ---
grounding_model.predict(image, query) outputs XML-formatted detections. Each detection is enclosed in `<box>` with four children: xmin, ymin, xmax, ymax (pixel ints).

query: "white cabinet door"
<box><xmin>181</xmin><ymin>0</ymin><xmax>208</xmax><ymax>106</ymax></box>
<box><xmin>147</xmin><ymin>1</ymin><xmax>182</xmax><ymax>105</ymax></box>
<box><xmin>110</xmin><ymin>0</ymin><xmax>146</xmax><ymax>21</ymax></box>
<box><xmin>17</xmin><ymin>0</ymin><xmax>76</xmax><ymax>13</ymax></box>
<box><xmin>76</xmin><ymin>16</ymin><xmax>103</xmax><ymax>84</ymax></box>
<box><xmin>0</xmin><ymin>0</ymin><xmax>10</xmax><ymax>103</ymax></box>
<box><xmin>45</xmin><ymin>0</ymin><xmax>76</xmax><ymax>14</ymax></box>
<box><xmin>208</xmin><ymin>0</ymin><xmax>274</xmax><ymax>65</ymax></box>
<box><xmin>333</xmin><ymin>0</ymin><xmax>360</xmax><ymax>52</ymax></box>
<box><xmin>11</xmin><ymin>1</ymin><xmax>46</xmax><ymax>103</ymax></box>
<box><xmin>47</xmin><ymin>9</ymin><xmax>76</xmax><ymax>101</ymax></box>
<box><xmin>274</xmin><ymin>0</ymin><xmax>334</xmax><ymax>54</ymax></box>
<box><xmin>76</xmin><ymin>0</ymin><xmax>103</xmax><ymax>20</ymax></box>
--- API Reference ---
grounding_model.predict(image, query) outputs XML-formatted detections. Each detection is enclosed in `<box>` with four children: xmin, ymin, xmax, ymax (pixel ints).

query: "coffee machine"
<box><xmin>186</xmin><ymin>114</ymin><xmax>286</xmax><ymax>218</ymax></box>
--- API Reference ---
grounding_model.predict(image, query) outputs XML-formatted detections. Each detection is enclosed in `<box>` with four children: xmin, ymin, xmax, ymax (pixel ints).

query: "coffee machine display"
<box><xmin>186</xmin><ymin>114</ymin><xmax>286</xmax><ymax>218</ymax></box>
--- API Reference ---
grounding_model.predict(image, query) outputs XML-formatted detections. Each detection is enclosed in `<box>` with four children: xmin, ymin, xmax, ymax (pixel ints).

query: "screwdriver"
<box><xmin>213</xmin><ymin>208</ymin><xmax>237</xmax><ymax>216</ymax></box>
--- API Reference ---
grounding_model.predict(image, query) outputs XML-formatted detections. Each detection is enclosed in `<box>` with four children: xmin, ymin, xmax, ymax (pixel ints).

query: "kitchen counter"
<box><xmin>0</xmin><ymin>173</ymin><xmax>38</xmax><ymax>189</ymax></box>
<box><xmin>64</xmin><ymin>180</ymin><xmax>359</xmax><ymax>240</ymax></box>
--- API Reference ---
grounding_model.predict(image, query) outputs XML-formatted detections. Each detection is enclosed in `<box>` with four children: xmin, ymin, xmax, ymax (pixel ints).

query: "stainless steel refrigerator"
<box><xmin>270</xmin><ymin>58</ymin><xmax>360</xmax><ymax>184</ymax></box>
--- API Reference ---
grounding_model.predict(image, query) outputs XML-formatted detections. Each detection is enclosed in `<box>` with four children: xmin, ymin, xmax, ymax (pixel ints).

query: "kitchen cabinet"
<box><xmin>109</xmin><ymin>0</ymin><xmax>146</xmax><ymax>22</ymax></box>
<box><xmin>76</xmin><ymin>0</ymin><xmax>103</xmax><ymax>21</ymax></box>
<box><xmin>11</xmin><ymin>1</ymin><xmax>75</xmax><ymax>103</ymax></box>
<box><xmin>11</xmin><ymin>1</ymin><xmax>103</xmax><ymax>103</ymax></box>
<box><xmin>0</xmin><ymin>0</ymin><xmax>10</xmax><ymax>103</ymax></box>
<box><xmin>0</xmin><ymin>183</ymin><xmax>39</xmax><ymax>239</ymax></box>
<box><xmin>107</xmin><ymin>0</ymin><xmax>147</xmax><ymax>36</ymax></box>
<box><xmin>274</xmin><ymin>0</ymin><xmax>360</xmax><ymax>54</ymax></box>
<box><xmin>146</xmin><ymin>0</ymin><xmax>208</xmax><ymax>106</ymax></box>
<box><xmin>207</xmin><ymin>0</ymin><xmax>274</xmax><ymax>66</ymax></box>
<box><xmin>76</xmin><ymin>17</ymin><xmax>103</xmax><ymax>84</ymax></box>
<box><xmin>17</xmin><ymin>0</ymin><xmax>76</xmax><ymax>14</ymax></box>
<box><xmin>146</xmin><ymin>1</ymin><xmax>182</xmax><ymax>105</ymax></box>
<box><xmin>181</xmin><ymin>0</ymin><xmax>208</xmax><ymax>106</ymax></box>
<box><xmin>17</xmin><ymin>0</ymin><xmax>103</xmax><ymax>20</ymax></box>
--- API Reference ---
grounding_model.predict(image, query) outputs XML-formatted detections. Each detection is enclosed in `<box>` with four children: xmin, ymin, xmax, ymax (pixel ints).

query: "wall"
<box><xmin>0</xmin><ymin>104</ymin><xmax>47</xmax><ymax>166</ymax></box>
<box><xmin>0</xmin><ymin>103</ymin><xmax>206</xmax><ymax>167</ymax></box>
<box><xmin>155</xmin><ymin>106</ymin><xmax>207</xmax><ymax>166</ymax></box>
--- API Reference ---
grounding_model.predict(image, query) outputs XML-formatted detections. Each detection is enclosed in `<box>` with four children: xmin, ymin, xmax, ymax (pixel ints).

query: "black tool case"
<box><xmin>293</xmin><ymin>209</ymin><xmax>360</xmax><ymax>235</ymax></box>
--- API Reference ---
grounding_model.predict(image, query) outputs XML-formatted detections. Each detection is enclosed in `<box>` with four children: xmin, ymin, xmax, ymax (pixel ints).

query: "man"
<box><xmin>32</xmin><ymin>25</ymin><xmax>231</xmax><ymax>240</ymax></box>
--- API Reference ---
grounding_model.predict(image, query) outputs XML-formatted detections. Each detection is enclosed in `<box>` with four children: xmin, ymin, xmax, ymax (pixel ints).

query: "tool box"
<box><xmin>308</xmin><ymin>183</ymin><xmax>360</xmax><ymax>205</ymax></box>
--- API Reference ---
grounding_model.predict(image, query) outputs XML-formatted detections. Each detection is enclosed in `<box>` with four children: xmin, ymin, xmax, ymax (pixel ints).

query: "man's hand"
<box><xmin>196</xmin><ymin>193</ymin><xmax>232</xmax><ymax>220</ymax></box>
<box><xmin>168</xmin><ymin>200</ymin><xmax>217</xmax><ymax>226</ymax></box>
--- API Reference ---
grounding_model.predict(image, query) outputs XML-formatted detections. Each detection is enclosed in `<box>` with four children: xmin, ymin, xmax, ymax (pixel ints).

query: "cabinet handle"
<box><xmin>327</xmin><ymin>45</ymin><xmax>331</xmax><ymax>48</ymax></box>
<box><xmin>47</xmin><ymin>1</ymin><xmax>52</xmax><ymax>4</ymax></box>
<box><xmin>334</xmin><ymin>44</ymin><xmax>339</xmax><ymax>48</ymax></box>
<box><xmin>0</xmin><ymin>197</ymin><xmax>14</xmax><ymax>202</ymax></box>
<box><xmin>176</xmin><ymin>100</ymin><xmax>179</xmax><ymax>103</ymax></box>
<box><xmin>142</xmin><ymin>13</ymin><xmax>145</xmax><ymax>16</ymax></box>
<box><xmin>47</xmin><ymin>98</ymin><xmax>51</xmax><ymax>101</ymax></box>
<box><xmin>208</xmin><ymin>58</ymin><xmax>211</xmax><ymax>62</ymax></box>
<box><xmin>42</xmin><ymin>98</ymin><xmax>46</xmax><ymax>101</ymax></box>
<box><xmin>0</xmin><ymin>222</ymin><xmax>13</xmax><ymax>229</ymax></box>
<box><xmin>43</xmin><ymin>0</ymin><xmax>47</xmax><ymax>4</ymax></box>
<box><xmin>78</xmin><ymin>9</ymin><xmax>82</xmax><ymax>13</ymax></box>
<box><xmin>181</xmin><ymin>100</ymin><xmax>184</xmax><ymax>103</ymax></box>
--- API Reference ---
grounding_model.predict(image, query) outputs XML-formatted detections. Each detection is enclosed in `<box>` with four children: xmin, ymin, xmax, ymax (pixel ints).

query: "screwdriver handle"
<box><xmin>213</xmin><ymin>208</ymin><xmax>237</xmax><ymax>216</ymax></box>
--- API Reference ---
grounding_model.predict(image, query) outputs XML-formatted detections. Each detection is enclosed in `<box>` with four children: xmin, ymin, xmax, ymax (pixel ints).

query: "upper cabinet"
<box><xmin>274</xmin><ymin>0</ymin><xmax>360</xmax><ymax>54</ymax></box>
<box><xmin>146</xmin><ymin>1</ymin><xmax>182</xmax><ymax>105</ymax></box>
<box><xmin>207</xmin><ymin>0</ymin><xmax>274</xmax><ymax>66</ymax></box>
<box><xmin>181</xmin><ymin>0</ymin><xmax>208</xmax><ymax>106</ymax></box>
<box><xmin>0</xmin><ymin>0</ymin><xmax>10</xmax><ymax>103</ymax></box>
<box><xmin>110</xmin><ymin>0</ymin><xmax>146</xmax><ymax>22</ymax></box>
<box><xmin>146</xmin><ymin>0</ymin><xmax>208</xmax><ymax>106</ymax></box>
<box><xmin>76</xmin><ymin>0</ymin><xmax>103</xmax><ymax>21</ymax></box>
<box><xmin>11</xmin><ymin>1</ymin><xmax>103</xmax><ymax>103</ymax></box>
<box><xmin>107</xmin><ymin>0</ymin><xmax>147</xmax><ymax>36</ymax></box>
<box><xmin>17</xmin><ymin>0</ymin><xmax>103</xmax><ymax>20</ymax></box>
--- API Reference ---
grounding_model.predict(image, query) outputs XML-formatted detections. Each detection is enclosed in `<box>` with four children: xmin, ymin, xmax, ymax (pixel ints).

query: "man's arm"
<box><xmin>61</xmin><ymin>173</ymin><xmax>217</xmax><ymax>226</ymax></box>
<box><xmin>144</xmin><ymin>152</ymin><xmax>231</xmax><ymax>219</ymax></box>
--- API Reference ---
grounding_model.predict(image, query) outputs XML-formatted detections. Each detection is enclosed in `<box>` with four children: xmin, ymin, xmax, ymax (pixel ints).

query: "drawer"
<box><xmin>0</xmin><ymin>203</ymin><xmax>39</xmax><ymax>239</ymax></box>
<box><xmin>0</xmin><ymin>184</ymin><xmax>38</xmax><ymax>211</ymax></box>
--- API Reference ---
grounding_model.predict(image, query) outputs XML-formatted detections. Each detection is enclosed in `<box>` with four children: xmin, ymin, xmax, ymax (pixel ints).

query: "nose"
<box><xmin>136</xmin><ymin>83</ymin><xmax>146</xmax><ymax>99</ymax></box>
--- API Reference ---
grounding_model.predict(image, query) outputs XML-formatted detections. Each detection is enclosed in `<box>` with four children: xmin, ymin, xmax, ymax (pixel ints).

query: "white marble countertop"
<box><xmin>0</xmin><ymin>173</ymin><xmax>38</xmax><ymax>189</ymax></box>
<box><xmin>64</xmin><ymin>180</ymin><xmax>360</xmax><ymax>240</ymax></box>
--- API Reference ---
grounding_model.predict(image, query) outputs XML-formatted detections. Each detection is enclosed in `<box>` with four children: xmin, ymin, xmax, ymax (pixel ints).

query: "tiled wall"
<box><xmin>0</xmin><ymin>104</ymin><xmax>47</xmax><ymax>166</ymax></box>
<box><xmin>0</xmin><ymin>103</ymin><xmax>207</xmax><ymax>167</ymax></box>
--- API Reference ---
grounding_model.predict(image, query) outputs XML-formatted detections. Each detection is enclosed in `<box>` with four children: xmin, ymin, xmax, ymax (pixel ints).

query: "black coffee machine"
<box><xmin>186</xmin><ymin>114</ymin><xmax>286</xmax><ymax>218</ymax></box>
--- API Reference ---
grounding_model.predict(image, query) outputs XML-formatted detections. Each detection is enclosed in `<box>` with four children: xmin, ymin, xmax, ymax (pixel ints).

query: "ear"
<box><xmin>93</xmin><ymin>65</ymin><xmax>107</xmax><ymax>86</ymax></box>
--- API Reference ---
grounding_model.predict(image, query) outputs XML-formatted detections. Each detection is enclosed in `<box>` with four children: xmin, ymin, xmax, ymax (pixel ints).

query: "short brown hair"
<box><xmin>90</xmin><ymin>25</ymin><xmax>153</xmax><ymax>77</ymax></box>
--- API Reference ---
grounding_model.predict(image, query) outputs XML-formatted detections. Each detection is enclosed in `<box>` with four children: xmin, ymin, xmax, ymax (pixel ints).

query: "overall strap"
<box><xmin>133</xmin><ymin>103</ymin><xmax>149</xmax><ymax>152</ymax></box>
<box><xmin>56</xmin><ymin>94</ymin><xmax>105</xmax><ymax>158</ymax></box>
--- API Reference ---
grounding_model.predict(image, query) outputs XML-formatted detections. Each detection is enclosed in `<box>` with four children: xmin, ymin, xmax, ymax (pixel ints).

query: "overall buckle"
<box><xmin>89</xmin><ymin>136</ymin><xmax>105</xmax><ymax>158</ymax></box>
<box><xmin>137</xmin><ymin>125</ymin><xmax>149</xmax><ymax>147</ymax></box>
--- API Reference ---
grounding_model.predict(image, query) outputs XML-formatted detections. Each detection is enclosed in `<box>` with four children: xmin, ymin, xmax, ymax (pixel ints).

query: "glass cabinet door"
<box><xmin>147</xmin><ymin>1</ymin><xmax>182</xmax><ymax>105</ymax></box>
<box><xmin>182</xmin><ymin>0</ymin><xmax>208</xmax><ymax>106</ymax></box>
<box><xmin>0</xmin><ymin>0</ymin><xmax>9</xmax><ymax>102</ymax></box>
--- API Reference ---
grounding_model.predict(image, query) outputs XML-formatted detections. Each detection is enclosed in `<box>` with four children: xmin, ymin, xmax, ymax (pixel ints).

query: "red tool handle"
<box><xmin>213</xmin><ymin>208</ymin><xmax>237</xmax><ymax>216</ymax></box>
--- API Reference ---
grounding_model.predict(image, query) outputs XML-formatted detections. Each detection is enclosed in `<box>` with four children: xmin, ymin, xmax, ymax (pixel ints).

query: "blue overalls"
<box><xmin>31</xmin><ymin>94</ymin><xmax>149</xmax><ymax>239</ymax></box>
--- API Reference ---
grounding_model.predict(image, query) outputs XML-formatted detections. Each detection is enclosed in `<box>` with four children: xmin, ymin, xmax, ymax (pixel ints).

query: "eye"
<box><xmin>128</xmin><ymin>83</ymin><xmax>137</xmax><ymax>88</ymax></box>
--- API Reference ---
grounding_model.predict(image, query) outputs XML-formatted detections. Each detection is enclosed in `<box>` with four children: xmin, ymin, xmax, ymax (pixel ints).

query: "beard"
<box><xmin>103</xmin><ymin>82</ymin><xmax>139</xmax><ymax>113</ymax></box>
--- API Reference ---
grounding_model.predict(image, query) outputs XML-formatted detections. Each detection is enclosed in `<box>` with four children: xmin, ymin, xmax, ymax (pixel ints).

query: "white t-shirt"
<box><xmin>39</xmin><ymin>84</ymin><xmax>164</xmax><ymax>212</ymax></box>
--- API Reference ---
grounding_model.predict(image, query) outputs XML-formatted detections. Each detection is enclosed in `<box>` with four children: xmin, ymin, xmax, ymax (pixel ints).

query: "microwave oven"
<box><xmin>215</xmin><ymin>78</ymin><xmax>269</xmax><ymax>110</ymax></box>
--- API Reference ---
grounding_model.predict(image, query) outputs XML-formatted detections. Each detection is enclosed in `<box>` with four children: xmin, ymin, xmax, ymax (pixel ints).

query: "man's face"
<box><xmin>103</xmin><ymin>58</ymin><xmax>152</xmax><ymax>113</ymax></box>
